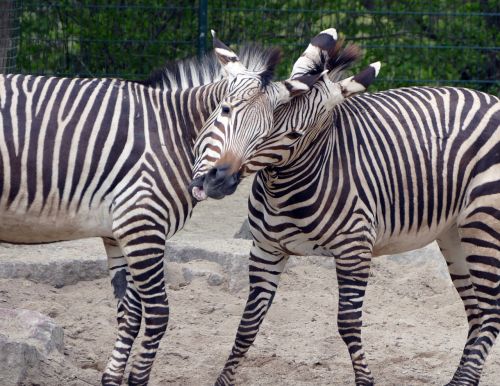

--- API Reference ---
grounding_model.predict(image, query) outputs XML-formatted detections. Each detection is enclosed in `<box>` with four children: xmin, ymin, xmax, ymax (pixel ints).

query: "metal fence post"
<box><xmin>198</xmin><ymin>0</ymin><xmax>208</xmax><ymax>57</ymax></box>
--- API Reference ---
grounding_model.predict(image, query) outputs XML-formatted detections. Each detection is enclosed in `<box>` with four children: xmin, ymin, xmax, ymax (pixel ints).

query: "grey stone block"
<box><xmin>0</xmin><ymin>239</ymin><xmax>108</xmax><ymax>287</ymax></box>
<box><xmin>0</xmin><ymin>258</ymin><xmax>108</xmax><ymax>287</ymax></box>
<box><xmin>0</xmin><ymin>308</ymin><xmax>64</xmax><ymax>386</ymax></box>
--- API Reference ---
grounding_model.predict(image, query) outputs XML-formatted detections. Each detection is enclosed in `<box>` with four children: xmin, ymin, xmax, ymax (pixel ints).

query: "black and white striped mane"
<box><xmin>142</xmin><ymin>45</ymin><xmax>282</xmax><ymax>91</ymax></box>
<box><xmin>291</xmin><ymin>37</ymin><xmax>362</xmax><ymax>82</ymax></box>
<box><xmin>325</xmin><ymin>38</ymin><xmax>362</xmax><ymax>80</ymax></box>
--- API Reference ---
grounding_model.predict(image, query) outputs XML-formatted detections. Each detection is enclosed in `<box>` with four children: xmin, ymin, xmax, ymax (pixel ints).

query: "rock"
<box><xmin>199</xmin><ymin>306</ymin><xmax>216</xmax><ymax>315</ymax></box>
<box><xmin>181</xmin><ymin>265</ymin><xmax>207</xmax><ymax>282</ymax></box>
<box><xmin>182</xmin><ymin>267</ymin><xmax>194</xmax><ymax>282</ymax></box>
<box><xmin>0</xmin><ymin>308</ymin><xmax>64</xmax><ymax>386</ymax></box>
<box><xmin>207</xmin><ymin>272</ymin><xmax>225</xmax><ymax>286</ymax></box>
<box><xmin>165</xmin><ymin>240</ymin><xmax>251</xmax><ymax>292</ymax></box>
<box><xmin>165</xmin><ymin>263</ymin><xmax>188</xmax><ymax>287</ymax></box>
<box><xmin>180</xmin><ymin>261</ymin><xmax>227</xmax><ymax>287</ymax></box>
<box><xmin>234</xmin><ymin>219</ymin><xmax>252</xmax><ymax>240</ymax></box>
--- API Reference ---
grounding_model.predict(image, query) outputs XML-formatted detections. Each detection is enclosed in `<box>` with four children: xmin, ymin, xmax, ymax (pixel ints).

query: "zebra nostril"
<box><xmin>229</xmin><ymin>173</ymin><xmax>240</xmax><ymax>186</ymax></box>
<box><xmin>207</xmin><ymin>165</ymin><xmax>231</xmax><ymax>184</ymax></box>
<box><xmin>207</xmin><ymin>167</ymin><xmax>217</xmax><ymax>178</ymax></box>
<box><xmin>216</xmin><ymin>167</ymin><xmax>228</xmax><ymax>181</ymax></box>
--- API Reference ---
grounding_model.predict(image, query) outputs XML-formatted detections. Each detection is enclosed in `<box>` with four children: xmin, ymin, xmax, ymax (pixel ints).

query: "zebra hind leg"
<box><xmin>335</xmin><ymin>252</ymin><xmax>374</xmax><ymax>386</ymax></box>
<box><xmin>452</xmin><ymin>203</ymin><xmax>499</xmax><ymax>386</ymax></box>
<box><xmin>101</xmin><ymin>238</ymin><xmax>143</xmax><ymax>386</ymax></box>
<box><xmin>437</xmin><ymin>228</ymin><xmax>482</xmax><ymax>385</ymax></box>
<box><xmin>215</xmin><ymin>244</ymin><xmax>288</xmax><ymax>386</ymax></box>
<box><xmin>117</xmin><ymin>226</ymin><xmax>169</xmax><ymax>386</ymax></box>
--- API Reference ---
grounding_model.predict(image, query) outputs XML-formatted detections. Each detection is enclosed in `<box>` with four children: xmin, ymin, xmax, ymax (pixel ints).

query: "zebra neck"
<box><xmin>285</xmin><ymin>115</ymin><xmax>336</xmax><ymax>169</ymax></box>
<box><xmin>266</xmin><ymin>126</ymin><xmax>338</xmax><ymax>193</ymax></box>
<box><xmin>162</xmin><ymin>80</ymin><xmax>228</xmax><ymax>146</ymax></box>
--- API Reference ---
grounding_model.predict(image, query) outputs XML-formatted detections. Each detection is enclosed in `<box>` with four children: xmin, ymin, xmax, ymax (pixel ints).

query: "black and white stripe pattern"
<box><xmin>209</xmin><ymin>33</ymin><xmax>500</xmax><ymax>386</ymax></box>
<box><xmin>0</xmin><ymin>43</ymin><xmax>280</xmax><ymax>385</ymax></box>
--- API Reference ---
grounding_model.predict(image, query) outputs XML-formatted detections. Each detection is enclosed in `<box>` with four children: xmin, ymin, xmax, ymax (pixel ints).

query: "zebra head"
<box><xmin>240</xmin><ymin>32</ymin><xmax>381</xmax><ymax>172</ymax></box>
<box><xmin>190</xmin><ymin>31</ymin><xmax>325</xmax><ymax>201</ymax></box>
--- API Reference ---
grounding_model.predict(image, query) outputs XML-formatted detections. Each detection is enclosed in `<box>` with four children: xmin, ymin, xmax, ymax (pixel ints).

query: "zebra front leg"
<box><xmin>336</xmin><ymin>252</ymin><xmax>374</xmax><ymax>386</ymax></box>
<box><xmin>117</xmin><ymin>226</ymin><xmax>169</xmax><ymax>386</ymax></box>
<box><xmin>215</xmin><ymin>243</ymin><xmax>288</xmax><ymax>386</ymax></box>
<box><xmin>101</xmin><ymin>238</ymin><xmax>143</xmax><ymax>386</ymax></box>
<box><xmin>437</xmin><ymin>228</ymin><xmax>482</xmax><ymax>384</ymax></box>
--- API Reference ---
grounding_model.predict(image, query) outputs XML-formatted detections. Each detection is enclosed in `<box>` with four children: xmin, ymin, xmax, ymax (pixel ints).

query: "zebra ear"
<box><xmin>339</xmin><ymin>62</ymin><xmax>381</xmax><ymax>98</ymax></box>
<box><xmin>258</xmin><ymin>47</ymin><xmax>283</xmax><ymax>85</ymax></box>
<box><xmin>211</xmin><ymin>30</ymin><xmax>247</xmax><ymax>77</ymax></box>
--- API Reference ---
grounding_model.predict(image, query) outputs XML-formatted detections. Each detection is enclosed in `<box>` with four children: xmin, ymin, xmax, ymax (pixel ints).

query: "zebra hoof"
<box><xmin>355</xmin><ymin>379</ymin><xmax>375</xmax><ymax>386</ymax></box>
<box><xmin>101</xmin><ymin>373</ymin><xmax>122</xmax><ymax>386</ymax></box>
<box><xmin>214</xmin><ymin>381</ymin><xmax>233</xmax><ymax>386</ymax></box>
<box><xmin>128</xmin><ymin>375</ymin><xmax>149</xmax><ymax>386</ymax></box>
<box><xmin>443</xmin><ymin>379</ymin><xmax>479</xmax><ymax>386</ymax></box>
<box><xmin>214</xmin><ymin>375</ymin><xmax>234</xmax><ymax>386</ymax></box>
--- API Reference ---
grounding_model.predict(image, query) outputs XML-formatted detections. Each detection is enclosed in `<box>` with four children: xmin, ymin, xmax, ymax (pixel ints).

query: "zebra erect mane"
<box><xmin>142</xmin><ymin>45</ymin><xmax>282</xmax><ymax>91</ymax></box>
<box><xmin>326</xmin><ymin>38</ymin><xmax>363</xmax><ymax>81</ymax></box>
<box><xmin>290</xmin><ymin>36</ymin><xmax>362</xmax><ymax>82</ymax></box>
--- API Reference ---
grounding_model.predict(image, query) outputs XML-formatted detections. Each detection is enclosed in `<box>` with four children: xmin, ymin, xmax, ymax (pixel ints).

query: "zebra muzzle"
<box><xmin>190</xmin><ymin>164</ymin><xmax>241</xmax><ymax>201</ymax></box>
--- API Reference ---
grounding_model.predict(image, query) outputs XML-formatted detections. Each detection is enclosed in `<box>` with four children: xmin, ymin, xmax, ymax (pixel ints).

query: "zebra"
<box><xmin>0</xmin><ymin>32</ymin><xmax>321</xmax><ymax>385</ymax></box>
<box><xmin>191</xmin><ymin>29</ymin><xmax>499</xmax><ymax>386</ymax></box>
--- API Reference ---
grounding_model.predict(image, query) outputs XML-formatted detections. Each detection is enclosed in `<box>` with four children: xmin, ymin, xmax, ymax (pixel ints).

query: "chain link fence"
<box><xmin>0</xmin><ymin>1</ymin><xmax>498</xmax><ymax>94</ymax></box>
<box><xmin>0</xmin><ymin>1</ymin><xmax>21</xmax><ymax>72</ymax></box>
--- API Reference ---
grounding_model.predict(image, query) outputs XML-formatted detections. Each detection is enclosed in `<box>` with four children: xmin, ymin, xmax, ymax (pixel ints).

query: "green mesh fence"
<box><xmin>1</xmin><ymin>1</ymin><xmax>498</xmax><ymax>94</ymax></box>
<box><xmin>0</xmin><ymin>1</ymin><xmax>21</xmax><ymax>73</ymax></box>
<box><xmin>14</xmin><ymin>1</ymin><xmax>198</xmax><ymax>79</ymax></box>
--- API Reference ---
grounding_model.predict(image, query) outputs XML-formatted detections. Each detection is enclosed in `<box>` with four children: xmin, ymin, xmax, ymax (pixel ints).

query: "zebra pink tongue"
<box><xmin>192</xmin><ymin>186</ymin><xmax>207</xmax><ymax>201</ymax></box>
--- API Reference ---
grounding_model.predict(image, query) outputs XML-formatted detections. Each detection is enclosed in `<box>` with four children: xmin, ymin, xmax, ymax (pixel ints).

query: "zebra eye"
<box><xmin>286</xmin><ymin>131</ymin><xmax>303</xmax><ymax>140</ymax></box>
<box><xmin>221</xmin><ymin>105</ymin><xmax>231</xmax><ymax>115</ymax></box>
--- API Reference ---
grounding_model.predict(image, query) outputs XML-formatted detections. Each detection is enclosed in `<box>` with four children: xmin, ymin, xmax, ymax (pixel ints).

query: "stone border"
<box><xmin>0</xmin><ymin>239</ymin><xmax>447</xmax><ymax>290</ymax></box>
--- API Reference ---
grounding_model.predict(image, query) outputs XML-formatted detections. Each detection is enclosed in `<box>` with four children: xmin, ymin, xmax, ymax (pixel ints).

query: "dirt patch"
<box><xmin>0</xmin><ymin>255</ymin><xmax>499</xmax><ymax>386</ymax></box>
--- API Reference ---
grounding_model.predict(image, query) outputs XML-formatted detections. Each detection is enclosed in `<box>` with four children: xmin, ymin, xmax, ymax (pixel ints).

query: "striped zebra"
<box><xmin>191</xmin><ymin>29</ymin><xmax>500</xmax><ymax>385</ymax></box>
<box><xmin>0</xmin><ymin>33</ymin><xmax>320</xmax><ymax>385</ymax></box>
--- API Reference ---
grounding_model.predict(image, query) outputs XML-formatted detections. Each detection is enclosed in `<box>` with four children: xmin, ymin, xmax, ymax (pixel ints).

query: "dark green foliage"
<box><xmin>17</xmin><ymin>1</ymin><xmax>198</xmax><ymax>78</ymax></box>
<box><xmin>13</xmin><ymin>1</ymin><xmax>499</xmax><ymax>94</ymax></box>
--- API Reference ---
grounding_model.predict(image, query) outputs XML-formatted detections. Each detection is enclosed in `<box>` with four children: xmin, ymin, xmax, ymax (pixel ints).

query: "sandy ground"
<box><xmin>1</xmin><ymin>177</ymin><xmax>499</xmax><ymax>386</ymax></box>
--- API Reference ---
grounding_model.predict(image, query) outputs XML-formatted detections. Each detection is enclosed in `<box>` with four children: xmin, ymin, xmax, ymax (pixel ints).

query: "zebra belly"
<box><xmin>273</xmin><ymin>220</ymin><xmax>455</xmax><ymax>259</ymax></box>
<box><xmin>372</xmin><ymin>221</ymin><xmax>455</xmax><ymax>257</ymax></box>
<box><xmin>0</xmin><ymin>205</ymin><xmax>113</xmax><ymax>243</ymax></box>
